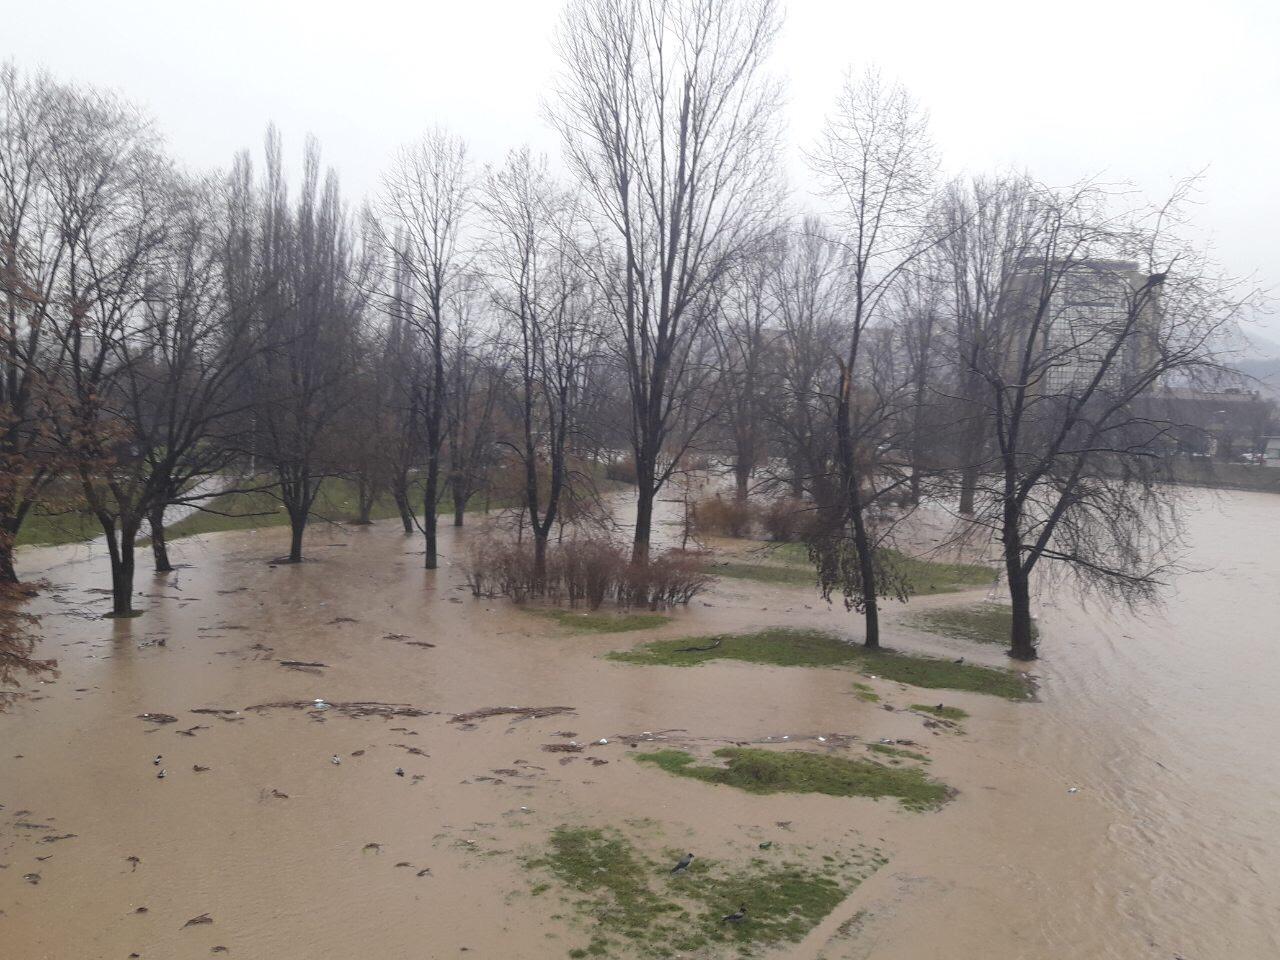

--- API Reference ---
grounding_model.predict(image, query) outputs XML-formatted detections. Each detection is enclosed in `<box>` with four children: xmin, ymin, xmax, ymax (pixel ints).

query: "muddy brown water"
<box><xmin>1</xmin><ymin>488</ymin><xmax>1277</xmax><ymax>958</ymax></box>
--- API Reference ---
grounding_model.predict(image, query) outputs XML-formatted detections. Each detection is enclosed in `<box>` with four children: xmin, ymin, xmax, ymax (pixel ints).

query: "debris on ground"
<box><xmin>450</xmin><ymin>706</ymin><xmax>575</xmax><ymax>724</ymax></box>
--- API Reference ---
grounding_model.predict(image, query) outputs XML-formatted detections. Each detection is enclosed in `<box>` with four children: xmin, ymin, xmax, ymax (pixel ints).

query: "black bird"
<box><xmin>935</xmin><ymin>703</ymin><xmax>945</xmax><ymax>712</ymax></box>
<box><xmin>721</xmin><ymin>904</ymin><xmax>747</xmax><ymax>924</ymax></box>
<box><xmin>671</xmin><ymin>852</ymin><xmax>694</xmax><ymax>874</ymax></box>
<box><xmin>953</xmin><ymin>657</ymin><xmax>965</xmax><ymax>665</ymax></box>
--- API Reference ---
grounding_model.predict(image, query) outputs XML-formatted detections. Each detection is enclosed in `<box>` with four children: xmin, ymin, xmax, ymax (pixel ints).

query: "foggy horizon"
<box><xmin>6</xmin><ymin>0</ymin><xmax>1278</xmax><ymax>342</ymax></box>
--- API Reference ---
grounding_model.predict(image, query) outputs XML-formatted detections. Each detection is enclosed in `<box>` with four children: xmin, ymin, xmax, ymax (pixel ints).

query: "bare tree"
<box><xmin>226</xmin><ymin>129</ymin><xmax>363</xmax><ymax>565</ymax></box>
<box><xmin>806</xmin><ymin>69</ymin><xmax>937</xmax><ymax>647</ymax></box>
<box><xmin>377</xmin><ymin>129</ymin><xmax>471</xmax><ymax>569</ymax></box>
<box><xmin>549</xmin><ymin>0</ymin><xmax>783</xmax><ymax>562</ymax></box>
<box><xmin>712</xmin><ymin>233</ymin><xmax>780</xmax><ymax>500</ymax></box>
<box><xmin>0</xmin><ymin>66</ymin><xmax>74</xmax><ymax>583</ymax></box>
<box><xmin>956</xmin><ymin>180</ymin><xmax>1248</xmax><ymax>659</ymax></box>
<box><xmin>482</xmin><ymin>148</ymin><xmax>600</xmax><ymax>579</ymax></box>
<box><xmin>37</xmin><ymin>82</ymin><xmax>175</xmax><ymax>614</ymax></box>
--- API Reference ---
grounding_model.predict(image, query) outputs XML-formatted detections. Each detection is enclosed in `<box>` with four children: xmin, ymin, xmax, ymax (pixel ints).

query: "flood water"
<box><xmin>0</xmin><ymin>487</ymin><xmax>1276</xmax><ymax>958</ymax></box>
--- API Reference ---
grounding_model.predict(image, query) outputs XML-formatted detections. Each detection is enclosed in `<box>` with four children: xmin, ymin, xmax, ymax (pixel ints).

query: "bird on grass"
<box><xmin>721</xmin><ymin>905</ymin><xmax>747</xmax><ymax>924</ymax></box>
<box><xmin>953</xmin><ymin>657</ymin><xmax>965</xmax><ymax>665</ymax></box>
<box><xmin>671</xmin><ymin>852</ymin><xmax>694</xmax><ymax>874</ymax></box>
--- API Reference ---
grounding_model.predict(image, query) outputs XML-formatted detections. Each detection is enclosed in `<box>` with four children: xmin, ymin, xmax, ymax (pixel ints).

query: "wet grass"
<box><xmin>636</xmin><ymin>747</ymin><xmax>952</xmax><ymax>812</ymax></box>
<box><xmin>858</xmin><ymin>647</ymin><xmax>1029</xmax><ymax>699</ymax></box>
<box><xmin>911</xmin><ymin>703</ymin><xmax>969</xmax><ymax>721</ymax></box>
<box><xmin>714</xmin><ymin>544</ymin><xmax>994</xmax><ymax>597</ymax></box>
<box><xmin>523</xmin><ymin>825</ymin><xmax>886</xmax><ymax>958</ymax></box>
<box><xmin>908</xmin><ymin>603</ymin><xmax>1037</xmax><ymax>646</ymax></box>
<box><xmin>852</xmin><ymin>681</ymin><xmax>880</xmax><ymax>702</ymax></box>
<box><xmin>14</xmin><ymin>506</ymin><xmax>101</xmax><ymax>548</ymax></box>
<box><xmin>609</xmin><ymin>628</ymin><xmax>1031</xmax><ymax>699</ymax></box>
<box><xmin>538</xmin><ymin>610</ymin><xmax>670</xmax><ymax>633</ymax></box>
<box><xmin>867</xmin><ymin>743</ymin><xmax>930</xmax><ymax>763</ymax></box>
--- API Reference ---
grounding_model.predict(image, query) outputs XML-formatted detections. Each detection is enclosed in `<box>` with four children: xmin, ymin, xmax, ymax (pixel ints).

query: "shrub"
<box><xmin>466</xmin><ymin>535</ymin><xmax>711</xmax><ymax>610</ymax></box>
<box><xmin>759</xmin><ymin>498</ymin><xmax>819</xmax><ymax>542</ymax></box>
<box><xmin>692</xmin><ymin>495</ymin><xmax>756</xmax><ymax>538</ymax></box>
<box><xmin>604</xmin><ymin>456</ymin><xmax>638</xmax><ymax>485</ymax></box>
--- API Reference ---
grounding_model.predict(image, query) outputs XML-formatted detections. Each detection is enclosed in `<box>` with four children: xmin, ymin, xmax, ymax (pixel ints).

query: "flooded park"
<box><xmin>2</xmin><ymin>488</ymin><xmax>1276</xmax><ymax>959</ymax></box>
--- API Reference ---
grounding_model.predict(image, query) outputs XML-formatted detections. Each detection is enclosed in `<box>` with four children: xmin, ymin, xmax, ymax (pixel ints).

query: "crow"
<box><xmin>721</xmin><ymin>904</ymin><xmax>747</xmax><ymax>924</ymax></box>
<box><xmin>671</xmin><ymin>852</ymin><xmax>694</xmax><ymax>874</ymax></box>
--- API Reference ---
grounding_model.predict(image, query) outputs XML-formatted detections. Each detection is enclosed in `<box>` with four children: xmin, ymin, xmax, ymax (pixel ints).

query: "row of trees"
<box><xmin>1</xmin><ymin>0</ymin><xmax>1249</xmax><ymax>658</ymax></box>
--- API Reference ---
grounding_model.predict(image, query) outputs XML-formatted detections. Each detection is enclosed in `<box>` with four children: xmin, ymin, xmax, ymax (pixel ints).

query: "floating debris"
<box><xmin>137</xmin><ymin>713</ymin><xmax>178</xmax><ymax>725</ymax></box>
<box><xmin>248</xmin><ymin>700</ymin><xmax>435</xmax><ymax>720</ymax></box>
<box><xmin>450</xmin><ymin>706</ymin><xmax>574</xmax><ymax>724</ymax></box>
<box><xmin>193</xmin><ymin>765</ymin><xmax>211</xmax><ymax>773</ymax></box>
<box><xmin>23</xmin><ymin>873</ymin><xmax>39</xmax><ymax>885</ymax></box>
<box><xmin>541</xmin><ymin>743</ymin><xmax>583</xmax><ymax>754</ymax></box>
<box><xmin>39</xmin><ymin>834</ymin><xmax>76</xmax><ymax>843</ymax></box>
<box><xmin>278</xmin><ymin>660</ymin><xmax>328</xmax><ymax>671</ymax></box>
<box><xmin>182</xmin><ymin>913</ymin><xmax>213</xmax><ymax>928</ymax></box>
<box><xmin>126</xmin><ymin>856</ymin><xmax>141</xmax><ymax>871</ymax></box>
<box><xmin>331</xmin><ymin>756</ymin><xmax>342</xmax><ymax>765</ymax></box>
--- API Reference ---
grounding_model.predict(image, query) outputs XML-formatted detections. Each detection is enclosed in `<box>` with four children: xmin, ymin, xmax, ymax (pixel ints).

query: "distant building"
<box><xmin>1009</xmin><ymin>259</ymin><xmax>1160</xmax><ymax>395</ymax></box>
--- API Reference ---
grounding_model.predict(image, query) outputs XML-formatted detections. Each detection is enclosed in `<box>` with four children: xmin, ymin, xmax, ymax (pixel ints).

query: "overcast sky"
<box><xmin>5</xmin><ymin>0</ymin><xmax>1278</xmax><ymax>341</ymax></box>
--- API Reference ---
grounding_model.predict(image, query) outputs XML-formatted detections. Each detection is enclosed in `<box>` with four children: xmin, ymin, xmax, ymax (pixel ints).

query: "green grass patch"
<box><xmin>610</xmin><ymin>627</ymin><xmax>1030</xmax><ymax>699</ymax></box>
<box><xmin>715</xmin><ymin>544</ymin><xmax>993</xmax><ymax>597</ymax></box>
<box><xmin>858</xmin><ymin>647</ymin><xmax>1029</xmax><ymax>699</ymax></box>
<box><xmin>851</xmin><ymin>681</ymin><xmax>880</xmax><ymax>703</ymax></box>
<box><xmin>867</xmin><ymin>743</ymin><xmax>930</xmax><ymax>763</ymax></box>
<box><xmin>636</xmin><ymin>747</ymin><xmax>952</xmax><ymax>811</ymax></box>
<box><xmin>911</xmin><ymin>703</ymin><xmax>969</xmax><ymax>721</ymax></box>
<box><xmin>523</xmin><ymin>824</ymin><xmax>885</xmax><ymax>957</ymax></box>
<box><xmin>908</xmin><ymin>603</ymin><xmax>1037</xmax><ymax>646</ymax></box>
<box><xmin>14</xmin><ymin>505</ymin><xmax>102</xmax><ymax>547</ymax></box>
<box><xmin>538</xmin><ymin>609</ymin><xmax>670</xmax><ymax>634</ymax></box>
<box><xmin>713</xmin><ymin>561</ymin><xmax>815</xmax><ymax>585</ymax></box>
<box><xmin>608</xmin><ymin>628</ymin><xmax>862</xmax><ymax>668</ymax></box>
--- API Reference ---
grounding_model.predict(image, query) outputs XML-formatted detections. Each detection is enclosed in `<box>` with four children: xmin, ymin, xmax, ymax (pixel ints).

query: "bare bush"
<box><xmin>465</xmin><ymin>535</ymin><xmax>711</xmax><ymax>609</ymax></box>
<box><xmin>692</xmin><ymin>496</ymin><xmax>757</xmax><ymax>539</ymax></box>
<box><xmin>759</xmin><ymin>498</ymin><xmax>816</xmax><ymax>542</ymax></box>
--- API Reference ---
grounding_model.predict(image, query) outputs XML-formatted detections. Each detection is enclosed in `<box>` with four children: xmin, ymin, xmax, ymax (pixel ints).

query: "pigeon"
<box><xmin>721</xmin><ymin>904</ymin><xmax>747</xmax><ymax>924</ymax></box>
<box><xmin>152</xmin><ymin>755</ymin><xmax>163</xmax><ymax>766</ymax></box>
<box><xmin>156</xmin><ymin>769</ymin><xmax>167</xmax><ymax>779</ymax></box>
<box><xmin>331</xmin><ymin>755</ymin><xmax>342</xmax><ymax>765</ymax></box>
<box><xmin>671</xmin><ymin>852</ymin><xmax>694</xmax><ymax>874</ymax></box>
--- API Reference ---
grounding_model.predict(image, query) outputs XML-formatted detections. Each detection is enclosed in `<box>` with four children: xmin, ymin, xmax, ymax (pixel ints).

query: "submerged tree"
<box><xmin>806</xmin><ymin>69</ymin><xmax>937</xmax><ymax>648</ymax></box>
<box><xmin>482</xmin><ymin>148</ymin><xmax>600</xmax><ymax>580</ymax></box>
<box><xmin>377</xmin><ymin>128</ymin><xmax>472</xmax><ymax>569</ymax></box>
<box><xmin>956</xmin><ymin>181</ymin><xmax>1245</xmax><ymax>659</ymax></box>
<box><xmin>227</xmin><ymin>130</ymin><xmax>364</xmax><ymax>564</ymax></box>
<box><xmin>550</xmin><ymin>0</ymin><xmax>783</xmax><ymax>562</ymax></box>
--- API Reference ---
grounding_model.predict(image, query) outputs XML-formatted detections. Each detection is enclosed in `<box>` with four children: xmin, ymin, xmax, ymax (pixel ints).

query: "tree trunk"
<box><xmin>958</xmin><ymin>463</ymin><xmax>979</xmax><ymax>516</ymax></box>
<box><xmin>0</xmin><ymin>533</ymin><xmax>16</xmax><ymax>585</ymax></box>
<box><xmin>423</xmin><ymin>480</ymin><xmax>439</xmax><ymax>570</ymax></box>
<box><xmin>105</xmin><ymin>524</ymin><xmax>139</xmax><ymax>616</ymax></box>
<box><xmin>393</xmin><ymin>479</ymin><xmax>413</xmax><ymax>534</ymax></box>
<box><xmin>632</xmin><ymin>484</ymin><xmax>654</xmax><ymax>565</ymax></box>
<box><xmin>355</xmin><ymin>476</ymin><xmax>375</xmax><ymax>525</ymax></box>
<box><xmin>1007</xmin><ymin>568</ymin><xmax>1036</xmax><ymax>660</ymax></box>
<box><xmin>533</xmin><ymin>531</ymin><xmax>548</xmax><ymax>585</ymax></box>
<box><xmin>734</xmin><ymin>461</ymin><xmax>750</xmax><ymax>502</ymax></box>
<box><xmin>849</xmin><ymin>505</ymin><xmax>879</xmax><ymax>649</ymax></box>
<box><xmin>452</xmin><ymin>489</ymin><xmax>465</xmax><ymax>527</ymax></box>
<box><xmin>149</xmin><ymin>504</ymin><xmax>172</xmax><ymax>573</ymax></box>
<box><xmin>287</xmin><ymin>513</ymin><xmax>306</xmax><ymax>563</ymax></box>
